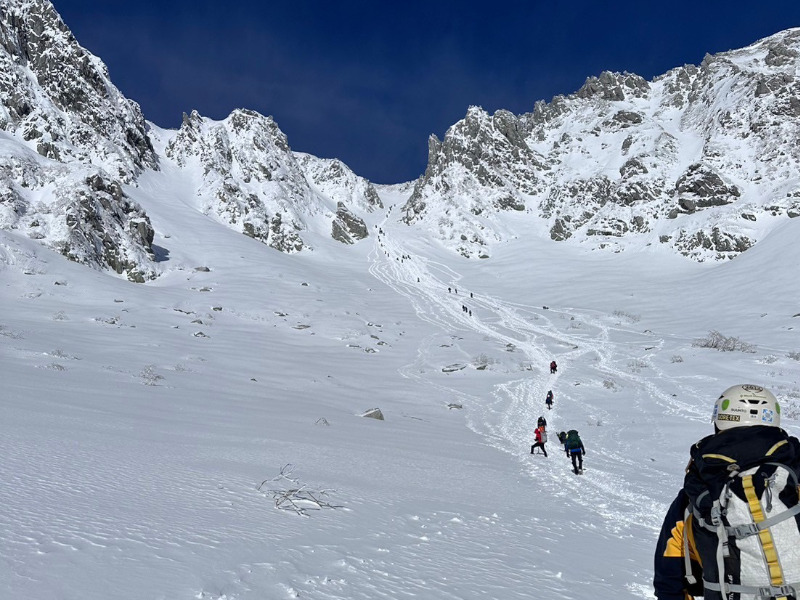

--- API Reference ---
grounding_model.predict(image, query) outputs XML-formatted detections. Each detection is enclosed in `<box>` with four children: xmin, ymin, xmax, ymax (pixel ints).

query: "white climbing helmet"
<box><xmin>712</xmin><ymin>384</ymin><xmax>780</xmax><ymax>431</ymax></box>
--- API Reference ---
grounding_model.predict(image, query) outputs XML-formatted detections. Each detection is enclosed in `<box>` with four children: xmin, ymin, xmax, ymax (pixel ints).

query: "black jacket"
<box><xmin>653</xmin><ymin>489</ymin><xmax>704</xmax><ymax>600</ymax></box>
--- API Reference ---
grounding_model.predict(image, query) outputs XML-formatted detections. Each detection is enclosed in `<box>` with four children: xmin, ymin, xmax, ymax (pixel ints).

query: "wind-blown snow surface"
<box><xmin>1</xmin><ymin>172</ymin><xmax>800</xmax><ymax>600</ymax></box>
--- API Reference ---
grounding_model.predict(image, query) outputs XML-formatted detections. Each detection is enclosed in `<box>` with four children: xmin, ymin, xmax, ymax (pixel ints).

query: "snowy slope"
<box><xmin>2</xmin><ymin>4</ymin><xmax>800</xmax><ymax>598</ymax></box>
<box><xmin>2</xmin><ymin>172</ymin><xmax>800</xmax><ymax>599</ymax></box>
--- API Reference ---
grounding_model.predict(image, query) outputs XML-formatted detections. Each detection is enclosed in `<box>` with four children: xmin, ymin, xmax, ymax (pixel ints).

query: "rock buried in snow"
<box><xmin>447</xmin><ymin>403</ymin><xmax>463</xmax><ymax>410</ymax></box>
<box><xmin>442</xmin><ymin>363</ymin><xmax>467</xmax><ymax>373</ymax></box>
<box><xmin>360</xmin><ymin>408</ymin><xmax>384</xmax><ymax>420</ymax></box>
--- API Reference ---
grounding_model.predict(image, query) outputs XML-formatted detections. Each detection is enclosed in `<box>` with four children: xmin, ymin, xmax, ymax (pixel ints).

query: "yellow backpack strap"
<box><xmin>742</xmin><ymin>473</ymin><xmax>787</xmax><ymax>596</ymax></box>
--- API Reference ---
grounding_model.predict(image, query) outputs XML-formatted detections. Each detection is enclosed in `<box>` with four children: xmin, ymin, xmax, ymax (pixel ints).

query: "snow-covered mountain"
<box><xmin>154</xmin><ymin>109</ymin><xmax>377</xmax><ymax>253</ymax></box>
<box><xmin>2</xmin><ymin>0</ymin><xmax>800</xmax><ymax>279</ymax></box>
<box><xmin>0</xmin><ymin>0</ymin><xmax>161</xmax><ymax>280</ymax></box>
<box><xmin>0</xmin><ymin>0</ymin><xmax>378</xmax><ymax>278</ymax></box>
<box><xmin>404</xmin><ymin>29</ymin><xmax>800</xmax><ymax>260</ymax></box>
<box><xmin>4</xmin><ymin>4</ymin><xmax>800</xmax><ymax>599</ymax></box>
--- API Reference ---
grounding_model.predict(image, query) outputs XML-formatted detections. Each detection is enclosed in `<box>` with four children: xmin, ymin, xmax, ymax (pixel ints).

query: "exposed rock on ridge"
<box><xmin>402</xmin><ymin>107</ymin><xmax>545</xmax><ymax>257</ymax></box>
<box><xmin>404</xmin><ymin>29</ymin><xmax>800</xmax><ymax>261</ymax></box>
<box><xmin>164</xmin><ymin>109</ymin><xmax>373</xmax><ymax>252</ymax></box>
<box><xmin>0</xmin><ymin>0</ymin><xmax>158</xmax><ymax>280</ymax></box>
<box><xmin>0</xmin><ymin>0</ymin><xmax>156</xmax><ymax>178</ymax></box>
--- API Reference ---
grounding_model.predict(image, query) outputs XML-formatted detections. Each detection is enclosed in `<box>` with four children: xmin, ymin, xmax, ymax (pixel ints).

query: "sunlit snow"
<box><xmin>2</xmin><ymin>162</ymin><xmax>800</xmax><ymax>600</ymax></box>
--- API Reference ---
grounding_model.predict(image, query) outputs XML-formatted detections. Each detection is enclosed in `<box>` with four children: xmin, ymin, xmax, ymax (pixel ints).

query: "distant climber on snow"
<box><xmin>530</xmin><ymin>425</ymin><xmax>548</xmax><ymax>456</ymax></box>
<box><xmin>545</xmin><ymin>390</ymin><xmax>554</xmax><ymax>410</ymax></box>
<box><xmin>550</xmin><ymin>360</ymin><xmax>557</xmax><ymax>374</ymax></box>
<box><xmin>563</xmin><ymin>430</ymin><xmax>585</xmax><ymax>474</ymax></box>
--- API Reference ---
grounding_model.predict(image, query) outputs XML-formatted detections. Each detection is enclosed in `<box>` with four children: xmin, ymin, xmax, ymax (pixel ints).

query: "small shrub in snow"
<box><xmin>140</xmin><ymin>365</ymin><xmax>164</xmax><ymax>386</ymax></box>
<box><xmin>670</xmin><ymin>355</ymin><xmax>684</xmax><ymax>363</ymax></box>
<box><xmin>603</xmin><ymin>379</ymin><xmax>616</xmax><ymax>390</ymax></box>
<box><xmin>613</xmin><ymin>310</ymin><xmax>641</xmax><ymax>323</ymax></box>
<box><xmin>692</xmin><ymin>330</ymin><xmax>756</xmax><ymax>353</ymax></box>
<box><xmin>760</xmin><ymin>355</ymin><xmax>779</xmax><ymax>365</ymax></box>
<box><xmin>473</xmin><ymin>354</ymin><xmax>495</xmax><ymax>370</ymax></box>
<box><xmin>779</xmin><ymin>389</ymin><xmax>800</xmax><ymax>420</ymax></box>
<box><xmin>95</xmin><ymin>315</ymin><xmax>119</xmax><ymax>325</ymax></box>
<box><xmin>52</xmin><ymin>311</ymin><xmax>68</xmax><ymax>321</ymax></box>
<box><xmin>787</xmin><ymin>351</ymin><xmax>800</xmax><ymax>362</ymax></box>
<box><xmin>628</xmin><ymin>359</ymin><xmax>649</xmax><ymax>373</ymax></box>
<box><xmin>0</xmin><ymin>325</ymin><xmax>23</xmax><ymax>339</ymax></box>
<box><xmin>258</xmin><ymin>464</ymin><xmax>341</xmax><ymax>517</ymax></box>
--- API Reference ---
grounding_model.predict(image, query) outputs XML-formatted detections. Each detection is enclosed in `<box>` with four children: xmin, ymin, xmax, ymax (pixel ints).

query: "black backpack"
<box><xmin>565</xmin><ymin>430</ymin><xmax>582</xmax><ymax>450</ymax></box>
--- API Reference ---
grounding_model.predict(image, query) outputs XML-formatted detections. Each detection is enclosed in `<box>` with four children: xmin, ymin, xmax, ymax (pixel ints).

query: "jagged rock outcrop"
<box><xmin>296</xmin><ymin>153</ymin><xmax>382</xmax><ymax>214</ymax></box>
<box><xmin>163</xmin><ymin>110</ymin><xmax>375</xmax><ymax>252</ymax></box>
<box><xmin>165</xmin><ymin>109</ymin><xmax>312</xmax><ymax>253</ymax></box>
<box><xmin>674</xmin><ymin>163</ymin><xmax>741</xmax><ymax>212</ymax></box>
<box><xmin>0</xmin><ymin>0</ymin><xmax>156</xmax><ymax>178</ymax></box>
<box><xmin>401</xmin><ymin>107</ymin><xmax>545</xmax><ymax>257</ymax></box>
<box><xmin>404</xmin><ymin>28</ymin><xmax>800</xmax><ymax>261</ymax></box>
<box><xmin>0</xmin><ymin>144</ymin><xmax>156</xmax><ymax>280</ymax></box>
<box><xmin>331</xmin><ymin>202</ymin><xmax>368</xmax><ymax>244</ymax></box>
<box><xmin>0</xmin><ymin>0</ymin><xmax>158</xmax><ymax>280</ymax></box>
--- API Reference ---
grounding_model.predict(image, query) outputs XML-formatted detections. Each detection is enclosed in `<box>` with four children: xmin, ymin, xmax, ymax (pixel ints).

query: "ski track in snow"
<box><xmin>2</xmin><ymin>198</ymin><xmax>717</xmax><ymax>600</ymax></box>
<box><xmin>364</xmin><ymin>226</ymin><xmax>699</xmax><ymax>597</ymax></box>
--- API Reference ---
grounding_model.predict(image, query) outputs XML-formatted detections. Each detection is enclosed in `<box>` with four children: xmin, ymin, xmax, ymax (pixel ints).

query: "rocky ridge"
<box><xmin>2</xmin><ymin>0</ymin><xmax>800</xmax><ymax>280</ymax></box>
<box><xmin>0</xmin><ymin>0</ymin><xmax>160</xmax><ymax>280</ymax></box>
<box><xmin>162</xmin><ymin>109</ymin><xmax>374</xmax><ymax>252</ymax></box>
<box><xmin>404</xmin><ymin>28</ymin><xmax>800</xmax><ymax>261</ymax></box>
<box><xmin>0</xmin><ymin>0</ymin><xmax>376</xmax><ymax>276</ymax></box>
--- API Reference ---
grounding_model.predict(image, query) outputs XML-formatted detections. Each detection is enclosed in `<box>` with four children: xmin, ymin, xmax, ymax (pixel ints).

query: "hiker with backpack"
<box><xmin>653</xmin><ymin>384</ymin><xmax>800</xmax><ymax>600</ymax></box>
<box><xmin>545</xmin><ymin>390</ymin><xmax>554</xmax><ymax>410</ymax></box>
<box><xmin>550</xmin><ymin>360</ymin><xmax>558</xmax><ymax>374</ymax></box>
<box><xmin>531</xmin><ymin>425</ymin><xmax>548</xmax><ymax>456</ymax></box>
<box><xmin>564</xmin><ymin>430</ymin><xmax>585</xmax><ymax>474</ymax></box>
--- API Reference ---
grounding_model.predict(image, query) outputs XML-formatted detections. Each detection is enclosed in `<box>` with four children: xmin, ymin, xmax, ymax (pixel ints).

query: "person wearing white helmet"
<box><xmin>711</xmin><ymin>383</ymin><xmax>781</xmax><ymax>431</ymax></box>
<box><xmin>654</xmin><ymin>384</ymin><xmax>800</xmax><ymax>600</ymax></box>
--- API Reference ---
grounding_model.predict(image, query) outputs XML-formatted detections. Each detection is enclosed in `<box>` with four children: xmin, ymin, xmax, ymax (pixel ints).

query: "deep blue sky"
<box><xmin>52</xmin><ymin>1</ymin><xmax>800</xmax><ymax>183</ymax></box>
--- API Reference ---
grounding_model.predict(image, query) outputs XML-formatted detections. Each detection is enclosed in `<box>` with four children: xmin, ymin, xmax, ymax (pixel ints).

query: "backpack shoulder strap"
<box><xmin>683</xmin><ymin>508</ymin><xmax>697</xmax><ymax>586</ymax></box>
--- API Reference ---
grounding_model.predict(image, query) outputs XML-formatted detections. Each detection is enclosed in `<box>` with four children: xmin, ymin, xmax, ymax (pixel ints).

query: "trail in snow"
<box><xmin>368</xmin><ymin>228</ymin><xmax>692</xmax><ymax>538</ymax></box>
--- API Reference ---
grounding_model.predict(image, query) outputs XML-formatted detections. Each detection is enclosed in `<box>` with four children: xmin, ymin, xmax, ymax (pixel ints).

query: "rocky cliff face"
<box><xmin>162</xmin><ymin>109</ymin><xmax>373</xmax><ymax>252</ymax></box>
<box><xmin>0</xmin><ymin>0</ymin><xmax>158</xmax><ymax>280</ymax></box>
<box><xmin>403</xmin><ymin>29</ymin><xmax>800</xmax><ymax>261</ymax></box>
<box><xmin>0</xmin><ymin>0</ymin><xmax>155</xmax><ymax>178</ymax></box>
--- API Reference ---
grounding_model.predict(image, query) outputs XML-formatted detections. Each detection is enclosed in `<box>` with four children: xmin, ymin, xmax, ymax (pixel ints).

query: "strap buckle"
<box><xmin>730</xmin><ymin>522</ymin><xmax>760</xmax><ymax>538</ymax></box>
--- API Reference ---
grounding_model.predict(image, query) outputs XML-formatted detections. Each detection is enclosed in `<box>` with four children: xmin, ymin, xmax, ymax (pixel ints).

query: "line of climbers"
<box><xmin>530</xmin><ymin>359</ymin><xmax>586</xmax><ymax>475</ymax></box>
<box><xmin>448</xmin><ymin>285</ymin><xmax>475</xmax><ymax>317</ymax></box>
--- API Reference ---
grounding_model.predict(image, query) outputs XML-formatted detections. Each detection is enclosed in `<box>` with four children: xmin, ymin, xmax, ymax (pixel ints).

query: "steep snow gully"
<box><xmin>366</xmin><ymin>212</ymin><xmax>714</xmax><ymax>598</ymax></box>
